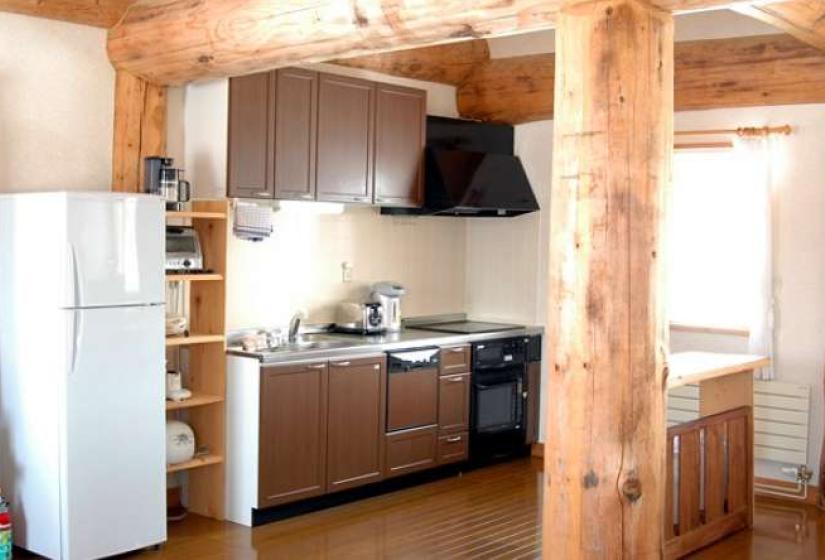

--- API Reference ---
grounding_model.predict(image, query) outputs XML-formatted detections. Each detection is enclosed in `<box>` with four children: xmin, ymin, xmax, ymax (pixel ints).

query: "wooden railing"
<box><xmin>665</xmin><ymin>406</ymin><xmax>753</xmax><ymax>559</ymax></box>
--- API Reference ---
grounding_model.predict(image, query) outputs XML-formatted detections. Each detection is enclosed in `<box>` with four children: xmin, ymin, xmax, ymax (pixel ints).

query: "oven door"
<box><xmin>471</xmin><ymin>366</ymin><xmax>524</xmax><ymax>434</ymax></box>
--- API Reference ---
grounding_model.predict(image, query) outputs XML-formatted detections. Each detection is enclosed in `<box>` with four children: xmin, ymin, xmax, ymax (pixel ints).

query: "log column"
<box><xmin>111</xmin><ymin>71</ymin><xmax>167</xmax><ymax>192</ymax></box>
<box><xmin>544</xmin><ymin>0</ymin><xmax>673</xmax><ymax>558</ymax></box>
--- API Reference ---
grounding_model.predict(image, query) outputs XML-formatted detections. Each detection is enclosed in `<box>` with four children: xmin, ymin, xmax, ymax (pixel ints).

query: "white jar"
<box><xmin>166</xmin><ymin>420</ymin><xmax>196</xmax><ymax>465</ymax></box>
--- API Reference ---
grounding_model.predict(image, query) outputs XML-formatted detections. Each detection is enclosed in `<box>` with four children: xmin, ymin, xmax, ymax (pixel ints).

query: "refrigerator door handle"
<box><xmin>70</xmin><ymin>310</ymin><xmax>83</xmax><ymax>375</ymax></box>
<box><xmin>68</xmin><ymin>243</ymin><xmax>83</xmax><ymax>308</ymax></box>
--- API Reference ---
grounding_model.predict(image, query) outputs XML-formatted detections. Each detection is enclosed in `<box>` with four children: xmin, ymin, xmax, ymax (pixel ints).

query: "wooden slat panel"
<box><xmin>755</xmin><ymin>447</ymin><xmax>807</xmax><ymax>464</ymax></box>
<box><xmin>704</xmin><ymin>422</ymin><xmax>726</xmax><ymax>522</ymax></box>
<box><xmin>754</xmin><ymin>380</ymin><xmax>810</xmax><ymax>399</ymax></box>
<box><xmin>668</xmin><ymin>409</ymin><xmax>700</xmax><ymax>424</ymax></box>
<box><xmin>666</xmin><ymin>436</ymin><xmax>676</xmax><ymax>539</ymax></box>
<box><xmin>679</xmin><ymin>431</ymin><xmax>702</xmax><ymax>534</ymax></box>
<box><xmin>727</xmin><ymin>417</ymin><xmax>748</xmax><ymax>513</ymax></box>
<box><xmin>755</xmin><ymin>433</ymin><xmax>808</xmax><ymax>452</ymax></box>
<box><xmin>754</xmin><ymin>419</ymin><xmax>809</xmax><ymax>439</ymax></box>
<box><xmin>664</xmin><ymin>509</ymin><xmax>748</xmax><ymax>560</ymax></box>
<box><xmin>755</xmin><ymin>393</ymin><xmax>810</xmax><ymax>411</ymax></box>
<box><xmin>755</xmin><ymin>407</ymin><xmax>809</xmax><ymax>425</ymax></box>
<box><xmin>670</xmin><ymin>396</ymin><xmax>700</xmax><ymax>412</ymax></box>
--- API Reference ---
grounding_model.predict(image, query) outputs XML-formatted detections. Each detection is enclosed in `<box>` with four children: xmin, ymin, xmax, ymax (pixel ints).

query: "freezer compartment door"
<box><xmin>64</xmin><ymin>194</ymin><xmax>164</xmax><ymax>308</ymax></box>
<box><xmin>61</xmin><ymin>305</ymin><xmax>166</xmax><ymax>559</ymax></box>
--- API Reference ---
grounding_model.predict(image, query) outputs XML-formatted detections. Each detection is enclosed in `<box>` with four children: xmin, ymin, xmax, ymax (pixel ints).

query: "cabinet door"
<box><xmin>259</xmin><ymin>362</ymin><xmax>328</xmax><ymax>507</ymax></box>
<box><xmin>525</xmin><ymin>362</ymin><xmax>541</xmax><ymax>445</ymax></box>
<box><xmin>374</xmin><ymin>84</ymin><xmax>426</xmax><ymax>207</ymax></box>
<box><xmin>316</xmin><ymin>73</ymin><xmax>375</xmax><ymax>203</ymax></box>
<box><xmin>438</xmin><ymin>373</ymin><xmax>470</xmax><ymax>434</ymax></box>
<box><xmin>385</xmin><ymin>426</ymin><xmax>437</xmax><ymax>478</ymax></box>
<box><xmin>386</xmin><ymin>367</ymin><xmax>438</xmax><ymax>432</ymax></box>
<box><xmin>227</xmin><ymin>72</ymin><xmax>272</xmax><ymax>199</ymax></box>
<box><xmin>326</xmin><ymin>356</ymin><xmax>387</xmax><ymax>492</ymax></box>
<box><xmin>271</xmin><ymin>68</ymin><xmax>318</xmax><ymax>201</ymax></box>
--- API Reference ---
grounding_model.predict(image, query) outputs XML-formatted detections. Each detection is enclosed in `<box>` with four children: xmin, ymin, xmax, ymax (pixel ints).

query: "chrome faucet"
<box><xmin>288</xmin><ymin>313</ymin><xmax>302</xmax><ymax>343</ymax></box>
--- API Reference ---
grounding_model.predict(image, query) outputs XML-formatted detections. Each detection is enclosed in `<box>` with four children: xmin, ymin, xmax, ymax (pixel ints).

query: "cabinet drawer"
<box><xmin>440</xmin><ymin>345</ymin><xmax>470</xmax><ymax>375</ymax></box>
<box><xmin>437</xmin><ymin>431</ymin><xmax>469</xmax><ymax>465</ymax></box>
<box><xmin>438</xmin><ymin>373</ymin><xmax>470</xmax><ymax>433</ymax></box>
<box><xmin>385</xmin><ymin>426</ymin><xmax>437</xmax><ymax>478</ymax></box>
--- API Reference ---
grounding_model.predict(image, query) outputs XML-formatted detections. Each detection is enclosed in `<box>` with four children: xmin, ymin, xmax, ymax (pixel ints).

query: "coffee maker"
<box><xmin>144</xmin><ymin>156</ymin><xmax>191</xmax><ymax>210</ymax></box>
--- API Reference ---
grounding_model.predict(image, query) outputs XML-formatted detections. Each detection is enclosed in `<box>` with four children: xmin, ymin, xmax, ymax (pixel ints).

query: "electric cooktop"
<box><xmin>415</xmin><ymin>321</ymin><xmax>524</xmax><ymax>335</ymax></box>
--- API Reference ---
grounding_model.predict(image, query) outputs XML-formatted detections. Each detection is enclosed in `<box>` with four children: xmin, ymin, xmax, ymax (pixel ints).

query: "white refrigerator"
<box><xmin>0</xmin><ymin>192</ymin><xmax>167</xmax><ymax>559</ymax></box>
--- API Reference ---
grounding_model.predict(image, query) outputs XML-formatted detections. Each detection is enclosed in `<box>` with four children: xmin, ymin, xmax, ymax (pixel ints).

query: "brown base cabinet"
<box><xmin>525</xmin><ymin>362</ymin><xmax>541</xmax><ymax>445</ymax></box>
<box><xmin>385</xmin><ymin>427</ymin><xmax>438</xmax><ymax>478</ymax></box>
<box><xmin>437</xmin><ymin>432</ymin><xmax>469</xmax><ymax>465</ymax></box>
<box><xmin>326</xmin><ymin>357</ymin><xmax>387</xmax><ymax>492</ymax></box>
<box><xmin>258</xmin><ymin>362</ymin><xmax>328</xmax><ymax>508</ymax></box>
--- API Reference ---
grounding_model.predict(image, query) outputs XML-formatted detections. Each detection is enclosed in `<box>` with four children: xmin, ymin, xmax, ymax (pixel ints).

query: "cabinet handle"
<box><xmin>449</xmin><ymin>348</ymin><xmax>466</xmax><ymax>353</ymax></box>
<box><xmin>373</xmin><ymin>364</ymin><xmax>381</xmax><ymax>370</ymax></box>
<box><xmin>332</xmin><ymin>361</ymin><xmax>351</xmax><ymax>367</ymax></box>
<box><xmin>446</xmin><ymin>435</ymin><xmax>462</xmax><ymax>443</ymax></box>
<box><xmin>306</xmin><ymin>364</ymin><xmax>326</xmax><ymax>370</ymax></box>
<box><xmin>255</xmin><ymin>191</ymin><xmax>270</xmax><ymax>197</ymax></box>
<box><xmin>445</xmin><ymin>375</ymin><xmax>465</xmax><ymax>383</ymax></box>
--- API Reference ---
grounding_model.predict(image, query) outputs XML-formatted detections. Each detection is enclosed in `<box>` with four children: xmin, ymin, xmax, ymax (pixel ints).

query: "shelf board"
<box><xmin>166</xmin><ymin>210</ymin><xmax>227</xmax><ymax>220</ymax></box>
<box><xmin>165</xmin><ymin>334</ymin><xmax>225</xmax><ymax>347</ymax></box>
<box><xmin>166</xmin><ymin>393</ymin><xmax>224</xmax><ymax>411</ymax></box>
<box><xmin>167</xmin><ymin>454</ymin><xmax>223</xmax><ymax>474</ymax></box>
<box><xmin>165</xmin><ymin>273</ymin><xmax>223</xmax><ymax>282</ymax></box>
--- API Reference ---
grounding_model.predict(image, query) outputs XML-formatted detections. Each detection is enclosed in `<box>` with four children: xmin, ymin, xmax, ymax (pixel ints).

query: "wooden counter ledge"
<box><xmin>667</xmin><ymin>351</ymin><xmax>770</xmax><ymax>389</ymax></box>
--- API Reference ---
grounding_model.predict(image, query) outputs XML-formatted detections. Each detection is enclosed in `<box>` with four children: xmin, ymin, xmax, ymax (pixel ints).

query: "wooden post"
<box><xmin>544</xmin><ymin>0</ymin><xmax>673</xmax><ymax>557</ymax></box>
<box><xmin>112</xmin><ymin>71</ymin><xmax>167</xmax><ymax>193</ymax></box>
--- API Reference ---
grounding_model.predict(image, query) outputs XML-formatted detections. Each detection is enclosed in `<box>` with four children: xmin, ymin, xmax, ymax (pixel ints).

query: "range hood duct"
<box><xmin>381</xmin><ymin>116</ymin><xmax>539</xmax><ymax>218</ymax></box>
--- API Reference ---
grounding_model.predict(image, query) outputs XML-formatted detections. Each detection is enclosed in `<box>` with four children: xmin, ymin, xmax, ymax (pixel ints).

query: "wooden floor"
<box><xmin>18</xmin><ymin>457</ymin><xmax>825</xmax><ymax>559</ymax></box>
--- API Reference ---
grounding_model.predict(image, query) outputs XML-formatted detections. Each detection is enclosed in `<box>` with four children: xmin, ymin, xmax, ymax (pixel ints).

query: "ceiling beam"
<box><xmin>333</xmin><ymin>40</ymin><xmax>490</xmax><ymax>87</ymax></box>
<box><xmin>734</xmin><ymin>1</ymin><xmax>825</xmax><ymax>51</ymax></box>
<box><xmin>451</xmin><ymin>33</ymin><xmax>825</xmax><ymax>123</ymax></box>
<box><xmin>107</xmin><ymin>0</ymin><xmax>778</xmax><ymax>85</ymax></box>
<box><xmin>0</xmin><ymin>0</ymin><xmax>133</xmax><ymax>28</ymax></box>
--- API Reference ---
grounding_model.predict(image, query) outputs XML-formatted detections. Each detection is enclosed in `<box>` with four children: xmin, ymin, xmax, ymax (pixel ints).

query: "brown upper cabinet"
<box><xmin>374</xmin><ymin>84</ymin><xmax>426</xmax><ymax>207</ymax></box>
<box><xmin>316</xmin><ymin>74</ymin><xmax>375</xmax><ymax>204</ymax></box>
<box><xmin>227</xmin><ymin>72</ymin><xmax>271</xmax><ymax>199</ymax></box>
<box><xmin>270</xmin><ymin>68</ymin><xmax>318</xmax><ymax>201</ymax></box>
<box><xmin>227</xmin><ymin>69</ymin><xmax>426</xmax><ymax>208</ymax></box>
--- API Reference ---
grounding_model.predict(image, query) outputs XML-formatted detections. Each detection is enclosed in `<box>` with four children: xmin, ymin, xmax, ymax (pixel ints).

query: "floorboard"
<box><xmin>15</xmin><ymin>457</ymin><xmax>825</xmax><ymax>558</ymax></box>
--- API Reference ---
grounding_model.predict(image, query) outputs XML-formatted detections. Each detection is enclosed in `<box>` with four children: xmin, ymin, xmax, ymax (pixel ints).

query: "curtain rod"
<box><xmin>675</xmin><ymin>125</ymin><xmax>792</xmax><ymax>138</ymax></box>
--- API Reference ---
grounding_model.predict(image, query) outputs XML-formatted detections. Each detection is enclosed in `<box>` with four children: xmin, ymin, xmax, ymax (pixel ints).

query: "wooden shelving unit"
<box><xmin>166</xmin><ymin>334</ymin><xmax>225</xmax><ymax>347</ymax></box>
<box><xmin>165</xmin><ymin>199</ymin><xmax>228</xmax><ymax>521</ymax></box>
<box><xmin>166</xmin><ymin>393</ymin><xmax>224</xmax><ymax>411</ymax></box>
<box><xmin>167</xmin><ymin>454</ymin><xmax>224</xmax><ymax>474</ymax></box>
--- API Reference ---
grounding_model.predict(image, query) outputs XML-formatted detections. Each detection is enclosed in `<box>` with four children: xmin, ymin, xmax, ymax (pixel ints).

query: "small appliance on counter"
<box><xmin>144</xmin><ymin>156</ymin><xmax>191</xmax><ymax>210</ymax></box>
<box><xmin>334</xmin><ymin>302</ymin><xmax>385</xmax><ymax>334</ymax></box>
<box><xmin>165</xmin><ymin>226</ymin><xmax>204</xmax><ymax>272</ymax></box>
<box><xmin>370</xmin><ymin>282</ymin><xmax>406</xmax><ymax>333</ymax></box>
<box><xmin>165</xmin><ymin>370</ymin><xmax>192</xmax><ymax>402</ymax></box>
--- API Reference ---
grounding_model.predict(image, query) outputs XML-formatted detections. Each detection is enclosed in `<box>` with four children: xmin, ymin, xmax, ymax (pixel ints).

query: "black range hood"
<box><xmin>382</xmin><ymin>116</ymin><xmax>539</xmax><ymax>218</ymax></box>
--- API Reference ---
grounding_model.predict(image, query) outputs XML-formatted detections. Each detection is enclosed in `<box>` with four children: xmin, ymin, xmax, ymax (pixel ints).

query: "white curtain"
<box><xmin>735</xmin><ymin>135</ymin><xmax>775</xmax><ymax>380</ymax></box>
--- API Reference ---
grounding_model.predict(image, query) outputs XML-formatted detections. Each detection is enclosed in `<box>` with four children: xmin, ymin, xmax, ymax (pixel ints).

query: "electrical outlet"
<box><xmin>341</xmin><ymin>261</ymin><xmax>354</xmax><ymax>283</ymax></box>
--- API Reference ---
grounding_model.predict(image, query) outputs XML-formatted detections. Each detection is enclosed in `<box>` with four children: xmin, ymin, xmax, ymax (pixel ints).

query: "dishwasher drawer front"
<box><xmin>386</xmin><ymin>367</ymin><xmax>438</xmax><ymax>431</ymax></box>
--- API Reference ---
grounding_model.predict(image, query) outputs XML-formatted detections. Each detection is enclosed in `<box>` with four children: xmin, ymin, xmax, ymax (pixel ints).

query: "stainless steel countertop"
<box><xmin>226</xmin><ymin>326</ymin><xmax>544</xmax><ymax>365</ymax></box>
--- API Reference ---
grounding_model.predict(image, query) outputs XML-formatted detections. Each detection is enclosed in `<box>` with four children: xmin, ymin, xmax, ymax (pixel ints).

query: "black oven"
<box><xmin>470</xmin><ymin>337</ymin><xmax>529</xmax><ymax>462</ymax></box>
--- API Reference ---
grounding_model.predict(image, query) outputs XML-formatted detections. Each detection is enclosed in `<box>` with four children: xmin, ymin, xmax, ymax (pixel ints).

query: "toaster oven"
<box><xmin>165</xmin><ymin>226</ymin><xmax>204</xmax><ymax>271</ymax></box>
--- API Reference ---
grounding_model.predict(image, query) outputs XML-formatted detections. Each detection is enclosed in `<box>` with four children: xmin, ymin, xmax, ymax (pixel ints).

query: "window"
<box><xmin>667</xmin><ymin>148</ymin><xmax>762</xmax><ymax>331</ymax></box>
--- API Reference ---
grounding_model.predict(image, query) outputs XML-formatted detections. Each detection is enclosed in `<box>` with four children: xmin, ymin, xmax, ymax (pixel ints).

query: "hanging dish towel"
<box><xmin>233</xmin><ymin>201</ymin><xmax>273</xmax><ymax>241</ymax></box>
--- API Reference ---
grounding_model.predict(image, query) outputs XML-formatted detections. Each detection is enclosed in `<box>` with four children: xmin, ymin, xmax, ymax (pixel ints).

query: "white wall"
<box><xmin>0</xmin><ymin>13</ymin><xmax>114</xmax><ymax>192</ymax></box>
<box><xmin>172</xmin><ymin>67</ymin><xmax>465</xmax><ymax>331</ymax></box>
<box><xmin>672</xmin><ymin>105</ymin><xmax>825</xmax><ymax>482</ymax></box>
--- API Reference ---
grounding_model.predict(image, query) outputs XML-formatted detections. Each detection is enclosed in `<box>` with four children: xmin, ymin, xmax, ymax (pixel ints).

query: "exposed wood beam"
<box><xmin>333</xmin><ymin>40</ymin><xmax>490</xmax><ymax>86</ymax></box>
<box><xmin>449</xmin><ymin>34</ymin><xmax>825</xmax><ymax>123</ymax></box>
<box><xmin>112</xmin><ymin>71</ymin><xmax>166</xmax><ymax>193</ymax></box>
<box><xmin>108</xmin><ymin>0</ymin><xmax>776</xmax><ymax>85</ymax></box>
<box><xmin>735</xmin><ymin>1</ymin><xmax>825</xmax><ymax>51</ymax></box>
<box><xmin>0</xmin><ymin>0</ymin><xmax>133</xmax><ymax>28</ymax></box>
<box><xmin>545</xmin><ymin>0</ymin><xmax>671</xmax><ymax>556</ymax></box>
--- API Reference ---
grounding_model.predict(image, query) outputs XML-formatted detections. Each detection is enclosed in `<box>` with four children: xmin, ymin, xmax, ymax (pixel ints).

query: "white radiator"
<box><xmin>667</xmin><ymin>380</ymin><xmax>811</xmax><ymax>466</ymax></box>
